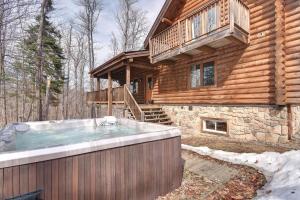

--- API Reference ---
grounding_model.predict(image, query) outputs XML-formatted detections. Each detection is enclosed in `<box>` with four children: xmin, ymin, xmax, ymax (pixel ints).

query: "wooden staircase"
<box><xmin>125</xmin><ymin>105</ymin><xmax>172</xmax><ymax>125</ymax></box>
<box><xmin>124</xmin><ymin>86</ymin><xmax>173</xmax><ymax>125</ymax></box>
<box><xmin>141</xmin><ymin>105</ymin><xmax>172</xmax><ymax>125</ymax></box>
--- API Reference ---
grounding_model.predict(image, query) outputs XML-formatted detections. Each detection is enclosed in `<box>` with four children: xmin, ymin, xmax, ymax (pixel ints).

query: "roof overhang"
<box><xmin>89</xmin><ymin>50</ymin><xmax>150</xmax><ymax>78</ymax></box>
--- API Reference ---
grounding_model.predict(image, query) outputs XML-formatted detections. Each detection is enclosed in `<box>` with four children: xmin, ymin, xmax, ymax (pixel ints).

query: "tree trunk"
<box><xmin>36</xmin><ymin>0</ymin><xmax>48</xmax><ymax>121</ymax></box>
<box><xmin>43</xmin><ymin>76</ymin><xmax>51</xmax><ymax>120</ymax></box>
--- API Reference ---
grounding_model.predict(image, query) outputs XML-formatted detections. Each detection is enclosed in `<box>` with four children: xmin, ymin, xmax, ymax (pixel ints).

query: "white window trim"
<box><xmin>203</xmin><ymin>119</ymin><xmax>227</xmax><ymax>135</ymax></box>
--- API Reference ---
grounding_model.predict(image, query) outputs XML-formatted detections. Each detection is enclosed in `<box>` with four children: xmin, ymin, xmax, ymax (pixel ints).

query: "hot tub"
<box><xmin>0</xmin><ymin>118</ymin><xmax>182</xmax><ymax>200</ymax></box>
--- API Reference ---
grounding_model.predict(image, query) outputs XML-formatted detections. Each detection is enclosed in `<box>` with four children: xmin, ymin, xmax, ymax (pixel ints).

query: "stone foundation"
<box><xmin>292</xmin><ymin>105</ymin><xmax>300</xmax><ymax>137</ymax></box>
<box><xmin>162</xmin><ymin>105</ymin><xmax>296</xmax><ymax>144</ymax></box>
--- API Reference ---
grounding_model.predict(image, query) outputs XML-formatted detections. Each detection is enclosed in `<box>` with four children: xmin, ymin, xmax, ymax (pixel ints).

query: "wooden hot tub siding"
<box><xmin>0</xmin><ymin>136</ymin><xmax>182</xmax><ymax>200</ymax></box>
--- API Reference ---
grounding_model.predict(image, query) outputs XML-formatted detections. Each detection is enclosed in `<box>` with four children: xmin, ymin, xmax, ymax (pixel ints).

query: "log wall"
<box><xmin>0</xmin><ymin>137</ymin><xmax>182</xmax><ymax>200</ymax></box>
<box><xmin>285</xmin><ymin>0</ymin><xmax>300</xmax><ymax>104</ymax></box>
<box><xmin>151</xmin><ymin>0</ymin><xmax>300</xmax><ymax>105</ymax></box>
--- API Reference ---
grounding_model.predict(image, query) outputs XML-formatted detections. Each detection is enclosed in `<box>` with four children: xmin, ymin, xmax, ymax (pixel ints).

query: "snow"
<box><xmin>182</xmin><ymin>144</ymin><xmax>300</xmax><ymax>200</ymax></box>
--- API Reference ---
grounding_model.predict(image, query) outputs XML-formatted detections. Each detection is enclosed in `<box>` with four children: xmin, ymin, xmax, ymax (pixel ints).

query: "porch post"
<box><xmin>108</xmin><ymin>71</ymin><xmax>112</xmax><ymax>116</ymax></box>
<box><xmin>126</xmin><ymin>65</ymin><xmax>131</xmax><ymax>86</ymax></box>
<box><xmin>96</xmin><ymin>78</ymin><xmax>100</xmax><ymax>91</ymax></box>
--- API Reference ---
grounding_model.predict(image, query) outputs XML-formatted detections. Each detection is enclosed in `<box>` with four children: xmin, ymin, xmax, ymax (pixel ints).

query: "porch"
<box><xmin>87</xmin><ymin>51</ymin><xmax>172</xmax><ymax>124</ymax></box>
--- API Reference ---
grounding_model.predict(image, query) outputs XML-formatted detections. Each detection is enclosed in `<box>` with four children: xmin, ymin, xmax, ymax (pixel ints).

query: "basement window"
<box><xmin>202</xmin><ymin>119</ymin><xmax>228</xmax><ymax>135</ymax></box>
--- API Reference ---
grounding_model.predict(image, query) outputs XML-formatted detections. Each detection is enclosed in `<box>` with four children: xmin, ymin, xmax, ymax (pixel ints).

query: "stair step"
<box><xmin>145</xmin><ymin>117</ymin><xmax>171</xmax><ymax>122</ymax></box>
<box><xmin>160</xmin><ymin>120</ymin><xmax>173</xmax><ymax>125</ymax></box>
<box><xmin>144</xmin><ymin>113</ymin><xmax>168</xmax><ymax>117</ymax></box>
<box><xmin>142</xmin><ymin>107</ymin><xmax>162</xmax><ymax>111</ymax></box>
<box><xmin>144</xmin><ymin>111</ymin><xmax>164</xmax><ymax>115</ymax></box>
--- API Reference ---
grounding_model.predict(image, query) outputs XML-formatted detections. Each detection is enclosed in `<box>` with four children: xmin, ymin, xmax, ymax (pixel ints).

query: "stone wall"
<box><xmin>162</xmin><ymin>105</ymin><xmax>291</xmax><ymax>144</ymax></box>
<box><xmin>292</xmin><ymin>105</ymin><xmax>300</xmax><ymax>137</ymax></box>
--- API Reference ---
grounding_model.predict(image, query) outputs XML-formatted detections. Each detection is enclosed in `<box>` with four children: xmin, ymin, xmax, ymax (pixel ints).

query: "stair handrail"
<box><xmin>124</xmin><ymin>85</ymin><xmax>145</xmax><ymax>122</ymax></box>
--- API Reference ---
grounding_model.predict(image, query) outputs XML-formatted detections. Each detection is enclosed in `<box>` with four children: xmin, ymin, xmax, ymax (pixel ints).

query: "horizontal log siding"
<box><xmin>285</xmin><ymin>0</ymin><xmax>300</xmax><ymax>104</ymax></box>
<box><xmin>0</xmin><ymin>137</ymin><xmax>182</xmax><ymax>200</ymax></box>
<box><xmin>151</xmin><ymin>0</ymin><xmax>279</xmax><ymax>105</ymax></box>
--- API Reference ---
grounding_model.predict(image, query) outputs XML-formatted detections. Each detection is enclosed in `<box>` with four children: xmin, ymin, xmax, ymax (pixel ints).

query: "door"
<box><xmin>145</xmin><ymin>74</ymin><xmax>154</xmax><ymax>104</ymax></box>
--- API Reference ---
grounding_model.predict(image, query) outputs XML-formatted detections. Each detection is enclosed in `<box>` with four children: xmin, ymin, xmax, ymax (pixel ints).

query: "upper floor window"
<box><xmin>191</xmin><ymin>15</ymin><xmax>202</xmax><ymax>39</ymax></box>
<box><xmin>190</xmin><ymin>61</ymin><xmax>215</xmax><ymax>88</ymax></box>
<box><xmin>207</xmin><ymin>5</ymin><xmax>217</xmax><ymax>32</ymax></box>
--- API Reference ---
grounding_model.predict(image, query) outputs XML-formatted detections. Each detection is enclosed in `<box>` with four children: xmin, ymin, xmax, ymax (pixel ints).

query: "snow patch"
<box><xmin>182</xmin><ymin>144</ymin><xmax>300</xmax><ymax>200</ymax></box>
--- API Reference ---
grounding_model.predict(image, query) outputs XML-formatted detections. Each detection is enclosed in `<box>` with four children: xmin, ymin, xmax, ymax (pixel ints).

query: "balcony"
<box><xmin>149</xmin><ymin>0</ymin><xmax>250</xmax><ymax>64</ymax></box>
<box><xmin>86</xmin><ymin>86</ymin><xmax>124</xmax><ymax>104</ymax></box>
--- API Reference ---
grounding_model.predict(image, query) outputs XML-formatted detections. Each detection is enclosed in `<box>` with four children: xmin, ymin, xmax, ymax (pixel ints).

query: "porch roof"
<box><xmin>89</xmin><ymin>50</ymin><xmax>150</xmax><ymax>78</ymax></box>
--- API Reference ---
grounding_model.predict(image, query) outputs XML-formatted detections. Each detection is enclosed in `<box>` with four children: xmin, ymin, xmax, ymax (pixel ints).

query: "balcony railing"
<box><xmin>86</xmin><ymin>86</ymin><xmax>124</xmax><ymax>103</ymax></box>
<box><xmin>150</xmin><ymin>0</ymin><xmax>250</xmax><ymax>63</ymax></box>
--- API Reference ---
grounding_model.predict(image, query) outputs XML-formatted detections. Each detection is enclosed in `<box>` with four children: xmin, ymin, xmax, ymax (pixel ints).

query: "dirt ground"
<box><xmin>182</xmin><ymin>135</ymin><xmax>292</xmax><ymax>153</ymax></box>
<box><xmin>157</xmin><ymin>150</ymin><xmax>266</xmax><ymax>200</ymax></box>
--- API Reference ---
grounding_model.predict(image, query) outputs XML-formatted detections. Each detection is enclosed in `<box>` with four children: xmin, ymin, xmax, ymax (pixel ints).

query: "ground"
<box><xmin>158</xmin><ymin>135</ymin><xmax>300</xmax><ymax>200</ymax></box>
<box><xmin>182</xmin><ymin>135</ymin><xmax>291</xmax><ymax>153</ymax></box>
<box><xmin>157</xmin><ymin>150</ymin><xmax>266</xmax><ymax>200</ymax></box>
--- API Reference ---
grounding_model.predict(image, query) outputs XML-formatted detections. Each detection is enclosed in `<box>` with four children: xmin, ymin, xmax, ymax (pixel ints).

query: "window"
<box><xmin>190</xmin><ymin>61</ymin><xmax>215</xmax><ymax>88</ymax></box>
<box><xmin>190</xmin><ymin>64</ymin><xmax>201</xmax><ymax>88</ymax></box>
<box><xmin>147</xmin><ymin>76</ymin><xmax>153</xmax><ymax>90</ymax></box>
<box><xmin>191</xmin><ymin>14</ymin><xmax>202</xmax><ymax>39</ymax></box>
<box><xmin>203</xmin><ymin>119</ymin><xmax>227</xmax><ymax>134</ymax></box>
<box><xmin>130</xmin><ymin>79</ymin><xmax>139</xmax><ymax>94</ymax></box>
<box><xmin>207</xmin><ymin>5</ymin><xmax>217</xmax><ymax>32</ymax></box>
<box><xmin>203</xmin><ymin>62</ymin><xmax>215</xmax><ymax>86</ymax></box>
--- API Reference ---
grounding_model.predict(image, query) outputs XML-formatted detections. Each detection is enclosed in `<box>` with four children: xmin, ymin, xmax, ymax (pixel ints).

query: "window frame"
<box><xmin>201</xmin><ymin>117</ymin><xmax>229</xmax><ymax>136</ymax></box>
<box><xmin>130</xmin><ymin>79</ymin><xmax>139</xmax><ymax>94</ymax></box>
<box><xmin>188</xmin><ymin>60</ymin><xmax>217</xmax><ymax>89</ymax></box>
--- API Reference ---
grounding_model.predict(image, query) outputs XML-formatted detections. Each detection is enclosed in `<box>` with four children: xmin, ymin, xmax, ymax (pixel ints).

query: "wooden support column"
<box><xmin>96</xmin><ymin>78</ymin><xmax>100</xmax><ymax>91</ymax></box>
<box><xmin>126</xmin><ymin>65</ymin><xmax>131</xmax><ymax>86</ymax></box>
<box><xmin>108</xmin><ymin>72</ymin><xmax>112</xmax><ymax>116</ymax></box>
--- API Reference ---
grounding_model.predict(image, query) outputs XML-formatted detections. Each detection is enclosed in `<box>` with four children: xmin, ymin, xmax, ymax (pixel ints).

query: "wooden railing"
<box><xmin>231</xmin><ymin>0</ymin><xmax>250</xmax><ymax>32</ymax></box>
<box><xmin>150</xmin><ymin>0</ymin><xmax>249</xmax><ymax>57</ymax></box>
<box><xmin>124</xmin><ymin>85</ymin><xmax>145</xmax><ymax>121</ymax></box>
<box><xmin>112</xmin><ymin>86</ymin><xmax>124</xmax><ymax>102</ymax></box>
<box><xmin>86</xmin><ymin>89</ymin><xmax>108</xmax><ymax>102</ymax></box>
<box><xmin>151</xmin><ymin>24</ymin><xmax>179</xmax><ymax>56</ymax></box>
<box><xmin>86</xmin><ymin>86</ymin><xmax>124</xmax><ymax>103</ymax></box>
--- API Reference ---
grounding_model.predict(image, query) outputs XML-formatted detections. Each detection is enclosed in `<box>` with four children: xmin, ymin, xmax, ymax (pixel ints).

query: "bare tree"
<box><xmin>76</xmin><ymin>0</ymin><xmax>102</xmax><ymax>118</ymax></box>
<box><xmin>111</xmin><ymin>0</ymin><xmax>148</xmax><ymax>53</ymax></box>
<box><xmin>0</xmin><ymin>0</ymin><xmax>37</xmax><ymax>126</ymax></box>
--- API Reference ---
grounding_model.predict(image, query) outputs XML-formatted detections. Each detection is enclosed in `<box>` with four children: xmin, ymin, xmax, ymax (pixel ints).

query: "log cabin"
<box><xmin>88</xmin><ymin>0</ymin><xmax>300</xmax><ymax>144</ymax></box>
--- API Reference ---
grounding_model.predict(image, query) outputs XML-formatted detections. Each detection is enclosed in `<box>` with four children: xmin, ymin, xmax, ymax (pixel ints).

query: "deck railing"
<box><xmin>86</xmin><ymin>89</ymin><xmax>108</xmax><ymax>102</ymax></box>
<box><xmin>124</xmin><ymin>85</ymin><xmax>145</xmax><ymax>121</ymax></box>
<box><xmin>150</xmin><ymin>0</ymin><xmax>249</xmax><ymax>57</ymax></box>
<box><xmin>86</xmin><ymin>86</ymin><xmax>124</xmax><ymax>103</ymax></box>
<box><xmin>112</xmin><ymin>86</ymin><xmax>124</xmax><ymax>102</ymax></box>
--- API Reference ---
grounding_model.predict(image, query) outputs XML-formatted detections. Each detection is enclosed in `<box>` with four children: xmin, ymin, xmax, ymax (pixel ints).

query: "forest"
<box><xmin>0</xmin><ymin>0</ymin><xmax>148</xmax><ymax>128</ymax></box>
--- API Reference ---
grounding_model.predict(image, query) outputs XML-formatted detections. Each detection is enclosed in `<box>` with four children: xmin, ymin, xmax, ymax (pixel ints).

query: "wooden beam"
<box><xmin>126</xmin><ymin>65</ymin><xmax>131</xmax><ymax>86</ymax></box>
<box><xmin>161</xmin><ymin>18</ymin><xmax>173</xmax><ymax>25</ymax></box>
<box><xmin>157</xmin><ymin>60</ymin><xmax>176</xmax><ymax>66</ymax></box>
<box><xmin>175</xmin><ymin>53</ymin><xmax>193</xmax><ymax>60</ymax></box>
<box><xmin>96</xmin><ymin>78</ymin><xmax>100</xmax><ymax>91</ymax></box>
<box><xmin>196</xmin><ymin>45</ymin><xmax>216</xmax><ymax>54</ymax></box>
<box><xmin>108</xmin><ymin>71</ymin><xmax>112</xmax><ymax>116</ymax></box>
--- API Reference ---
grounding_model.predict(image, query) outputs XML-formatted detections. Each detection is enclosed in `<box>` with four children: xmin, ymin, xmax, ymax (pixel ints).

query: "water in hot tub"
<box><xmin>15</xmin><ymin>125</ymin><xmax>141</xmax><ymax>151</ymax></box>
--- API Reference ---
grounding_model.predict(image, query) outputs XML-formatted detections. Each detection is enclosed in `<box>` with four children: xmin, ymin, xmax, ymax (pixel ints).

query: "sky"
<box><xmin>54</xmin><ymin>0</ymin><xmax>165</xmax><ymax>66</ymax></box>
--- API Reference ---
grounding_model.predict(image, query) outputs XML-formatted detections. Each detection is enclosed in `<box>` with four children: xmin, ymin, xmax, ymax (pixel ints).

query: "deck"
<box><xmin>149</xmin><ymin>0</ymin><xmax>250</xmax><ymax>64</ymax></box>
